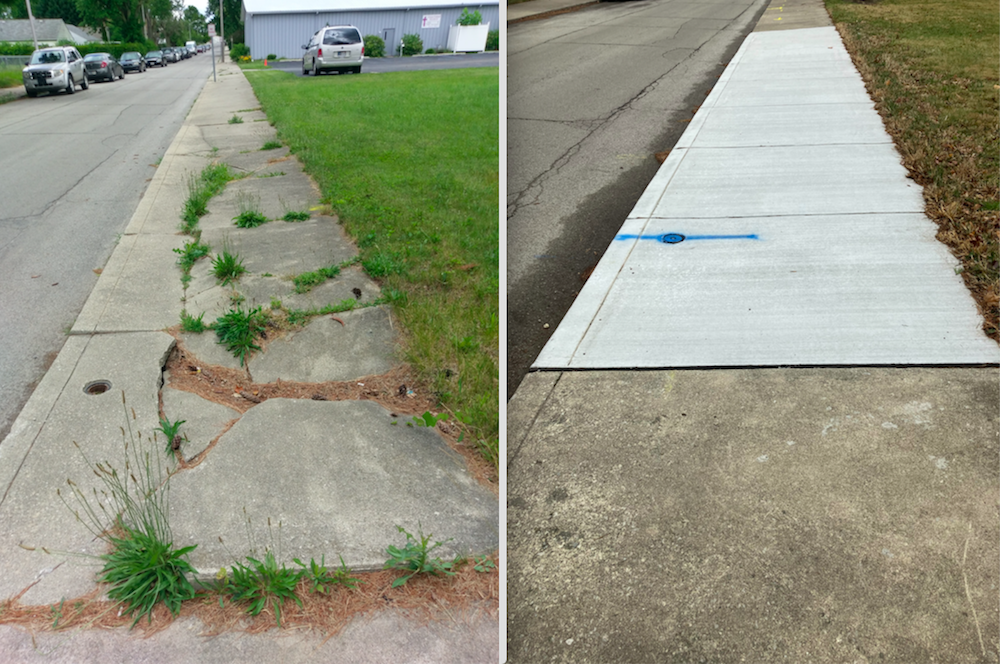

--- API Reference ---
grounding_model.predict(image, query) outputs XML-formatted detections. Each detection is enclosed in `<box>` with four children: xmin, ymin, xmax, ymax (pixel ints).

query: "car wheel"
<box><xmin>354</xmin><ymin>66</ymin><xmax>361</xmax><ymax>74</ymax></box>
<box><xmin>65</xmin><ymin>75</ymin><xmax>75</xmax><ymax>94</ymax></box>
<box><xmin>313</xmin><ymin>61</ymin><xmax>320</xmax><ymax>76</ymax></box>
<box><xmin>81</xmin><ymin>74</ymin><xmax>89</xmax><ymax>90</ymax></box>
<box><xmin>26</xmin><ymin>89</ymin><xmax>37</xmax><ymax>98</ymax></box>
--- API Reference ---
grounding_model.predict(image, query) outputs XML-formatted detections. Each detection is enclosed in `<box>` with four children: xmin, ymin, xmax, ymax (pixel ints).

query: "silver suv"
<box><xmin>302</xmin><ymin>25</ymin><xmax>364</xmax><ymax>75</ymax></box>
<box><xmin>22</xmin><ymin>46</ymin><xmax>88</xmax><ymax>97</ymax></box>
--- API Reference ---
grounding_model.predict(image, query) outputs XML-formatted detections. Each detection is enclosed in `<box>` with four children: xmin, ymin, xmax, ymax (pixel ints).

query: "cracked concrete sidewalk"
<box><xmin>0</xmin><ymin>59</ymin><xmax>498</xmax><ymax>662</ymax></box>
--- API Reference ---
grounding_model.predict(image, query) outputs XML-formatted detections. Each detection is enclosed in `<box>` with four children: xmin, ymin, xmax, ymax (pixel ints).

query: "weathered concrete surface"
<box><xmin>508</xmin><ymin>368</ymin><xmax>999</xmax><ymax>663</ymax></box>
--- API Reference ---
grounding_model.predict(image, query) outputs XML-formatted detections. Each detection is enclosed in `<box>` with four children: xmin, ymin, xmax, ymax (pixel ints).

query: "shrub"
<box><xmin>230</xmin><ymin>43</ymin><xmax>250</xmax><ymax>60</ymax></box>
<box><xmin>363</xmin><ymin>35</ymin><xmax>385</xmax><ymax>58</ymax></box>
<box><xmin>400</xmin><ymin>34</ymin><xmax>423</xmax><ymax>57</ymax></box>
<box><xmin>266</xmin><ymin>53</ymin><xmax>277</xmax><ymax>60</ymax></box>
<box><xmin>457</xmin><ymin>8</ymin><xmax>482</xmax><ymax>26</ymax></box>
<box><xmin>486</xmin><ymin>30</ymin><xmax>499</xmax><ymax>51</ymax></box>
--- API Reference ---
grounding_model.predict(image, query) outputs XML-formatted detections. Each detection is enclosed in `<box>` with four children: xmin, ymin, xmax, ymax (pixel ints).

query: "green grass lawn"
<box><xmin>0</xmin><ymin>68</ymin><xmax>22</xmax><ymax>89</ymax></box>
<box><xmin>827</xmin><ymin>0</ymin><xmax>999</xmax><ymax>339</ymax></box>
<box><xmin>242</xmin><ymin>67</ymin><xmax>499</xmax><ymax>465</ymax></box>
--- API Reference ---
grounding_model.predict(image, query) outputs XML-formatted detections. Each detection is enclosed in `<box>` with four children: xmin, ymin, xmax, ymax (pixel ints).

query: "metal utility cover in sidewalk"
<box><xmin>535</xmin><ymin>27</ymin><xmax>999</xmax><ymax>369</ymax></box>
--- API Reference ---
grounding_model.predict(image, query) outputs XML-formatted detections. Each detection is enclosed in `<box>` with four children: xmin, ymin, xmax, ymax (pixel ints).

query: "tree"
<box><xmin>204</xmin><ymin>0</ymin><xmax>242</xmax><ymax>45</ymax></box>
<box><xmin>183</xmin><ymin>5</ymin><xmax>207</xmax><ymax>42</ymax></box>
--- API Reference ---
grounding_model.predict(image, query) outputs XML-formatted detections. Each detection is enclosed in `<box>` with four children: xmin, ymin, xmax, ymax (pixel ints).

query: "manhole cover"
<box><xmin>83</xmin><ymin>380</ymin><xmax>112</xmax><ymax>395</ymax></box>
<box><xmin>659</xmin><ymin>233</ymin><xmax>685</xmax><ymax>244</ymax></box>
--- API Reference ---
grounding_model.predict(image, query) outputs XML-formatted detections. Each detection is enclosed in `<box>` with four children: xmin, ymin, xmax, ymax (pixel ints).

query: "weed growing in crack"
<box><xmin>180</xmin><ymin>310</ymin><xmax>208</xmax><ymax>333</ymax></box>
<box><xmin>383</xmin><ymin>524</ymin><xmax>458</xmax><ymax>588</ymax></box>
<box><xmin>58</xmin><ymin>395</ymin><xmax>198</xmax><ymax>627</ymax></box>
<box><xmin>294</xmin><ymin>554</ymin><xmax>360</xmax><ymax>593</ymax></box>
<box><xmin>215</xmin><ymin>305</ymin><xmax>267</xmax><ymax>366</ymax></box>
<box><xmin>233</xmin><ymin>191</ymin><xmax>268</xmax><ymax>228</ymax></box>
<box><xmin>181</xmin><ymin>164</ymin><xmax>235</xmax><ymax>234</ymax></box>
<box><xmin>282</xmin><ymin>210</ymin><xmax>310</xmax><ymax>222</ymax></box>
<box><xmin>212</xmin><ymin>249</ymin><xmax>247</xmax><ymax>286</ymax></box>
<box><xmin>173</xmin><ymin>238</ymin><xmax>211</xmax><ymax>271</ymax></box>
<box><xmin>285</xmin><ymin>299</ymin><xmax>358</xmax><ymax>327</ymax></box>
<box><xmin>228</xmin><ymin>114</ymin><xmax>243</xmax><ymax>124</ymax></box>
<box><xmin>155</xmin><ymin>416</ymin><xmax>187</xmax><ymax>456</ymax></box>
<box><xmin>261</xmin><ymin>140</ymin><xmax>281</xmax><ymax>150</ymax></box>
<box><xmin>292</xmin><ymin>265</ymin><xmax>339</xmax><ymax>293</ymax></box>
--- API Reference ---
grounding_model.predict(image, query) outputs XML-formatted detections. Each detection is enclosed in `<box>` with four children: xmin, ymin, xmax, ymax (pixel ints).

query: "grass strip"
<box><xmin>243</xmin><ymin>67</ymin><xmax>499</xmax><ymax>464</ymax></box>
<box><xmin>827</xmin><ymin>0</ymin><xmax>999</xmax><ymax>339</ymax></box>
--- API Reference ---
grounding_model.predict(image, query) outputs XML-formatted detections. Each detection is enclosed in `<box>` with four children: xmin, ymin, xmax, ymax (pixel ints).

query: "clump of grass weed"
<box><xmin>219</xmin><ymin>550</ymin><xmax>302</xmax><ymax>626</ymax></box>
<box><xmin>361</xmin><ymin>252</ymin><xmax>406</xmax><ymax>278</ymax></box>
<box><xmin>59</xmin><ymin>396</ymin><xmax>198</xmax><ymax>627</ymax></box>
<box><xmin>228</xmin><ymin>114</ymin><xmax>243</xmax><ymax>124</ymax></box>
<box><xmin>180</xmin><ymin>310</ymin><xmax>208</xmax><ymax>333</ymax></box>
<box><xmin>383</xmin><ymin>524</ymin><xmax>458</xmax><ymax>588</ymax></box>
<box><xmin>215</xmin><ymin>305</ymin><xmax>267</xmax><ymax>366</ymax></box>
<box><xmin>233</xmin><ymin>191</ymin><xmax>268</xmax><ymax>228</ymax></box>
<box><xmin>155</xmin><ymin>416</ymin><xmax>187</xmax><ymax>456</ymax></box>
<box><xmin>282</xmin><ymin>210</ymin><xmax>310</xmax><ymax>222</ymax></box>
<box><xmin>181</xmin><ymin>164</ymin><xmax>235</xmax><ymax>234</ymax></box>
<box><xmin>173</xmin><ymin>238</ymin><xmax>211</xmax><ymax>271</ymax></box>
<box><xmin>212</xmin><ymin>250</ymin><xmax>247</xmax><ymax>285</ymax></box>
<box><xmin>292</xmin><ymin>264</ymin><xmax>340</xmax><ymax>293</ymax></box>
<box><xmin>294</xmin><ymin>554</ymin><xmax>360</xmax><ymax>593</ymax></box>
<box><xmin>261</xmin><ymin>140</ymin><xmax>281</xmax><ymax>150</ymax></box>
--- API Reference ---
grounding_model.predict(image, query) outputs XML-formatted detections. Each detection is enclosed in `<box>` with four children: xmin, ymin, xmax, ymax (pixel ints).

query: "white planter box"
<box><xmin>447</xmin><ymin>23</ymin><xmax>490</xmax><ymax>53</ymax></box>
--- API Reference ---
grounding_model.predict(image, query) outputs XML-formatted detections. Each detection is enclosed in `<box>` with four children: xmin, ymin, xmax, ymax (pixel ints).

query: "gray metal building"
<box><xmin>242</xmin><ymin>0</ymin><xmax>500</xmax><ymax>60</ymax></box>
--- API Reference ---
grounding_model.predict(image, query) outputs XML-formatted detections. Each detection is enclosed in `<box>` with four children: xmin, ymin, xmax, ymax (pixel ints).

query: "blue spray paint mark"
<box><xmin>614</xmin><ymin>233</ymin><xmax>759</xmax><ymax>244</ymax></box>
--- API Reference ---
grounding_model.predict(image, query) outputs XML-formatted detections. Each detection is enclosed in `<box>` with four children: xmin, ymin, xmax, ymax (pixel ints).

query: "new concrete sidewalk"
<box><xmin>0</xmin><ymin>60</ymin><xmax>498</xmax><ymax>661</ymax></box>
<box><xmin>508</xmin><ymin>0</ymin><xmax>999</xmax><ymax>661</ymax></box>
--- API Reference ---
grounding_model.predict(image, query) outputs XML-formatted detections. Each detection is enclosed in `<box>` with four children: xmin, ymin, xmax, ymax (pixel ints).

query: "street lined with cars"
<box><xmin>84</xmin><ymin>52</ymin><xmax>125</xmax><ymax>82</ymax></box>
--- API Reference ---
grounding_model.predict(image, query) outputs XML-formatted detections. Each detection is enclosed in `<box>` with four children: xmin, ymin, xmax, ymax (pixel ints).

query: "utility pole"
<box><xmin>25</xmin><ymin>0</ymin><xmax>38</xmax><ymax>51</ymax></box>
<box><xmin>218</xmin><ymin>0</ymin><xmax>225</xmax><ymax>63</ymax></box>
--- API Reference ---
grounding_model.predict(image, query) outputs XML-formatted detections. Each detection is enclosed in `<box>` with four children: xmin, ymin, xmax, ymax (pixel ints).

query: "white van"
<box><xmin>301</xmin><ymin>25</ymin><xmax>363</xmax><ymax>75</ymax></box>
<box><xmin>185</xmin><ymin>40</ymin><xmax>196</xmax><ymax>56</ymax></box>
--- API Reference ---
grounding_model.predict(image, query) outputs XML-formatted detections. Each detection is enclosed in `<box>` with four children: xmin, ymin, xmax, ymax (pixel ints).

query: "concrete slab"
<box><xmin>648</xmin><ymin>143</ymin><xmax>925</xmax><ymax>218</ymax></box>
<box><xmin>200</xmin><ymin>122</ymin><xmax>278</xmax><ymax>154</ymax></box>
<box><xmin>537</xmin><ymin>214</ymin><xmax>999</xmax><ymax>368</ymax></box>
<box><xmin>168</xmin><ymin>399</ymin><xmax>499</xmax><ymax>573</ymax></box>
<box><xmin>73</xmin><ymin>235</ymin><xmax>187</xmax><ymax>333</ymax></box>
<box><xmin>200</xmin><ymin>215</ymin><xmax>349</xmax><ymax>275</ymax></box>
<box><xmin>508</xmin><ymin>368</ymin><xmax>999</xmax><ymax>663</ymax></box>
<box><xmin>0</xmin><ymin>610</ymin><xmax>499</xmax><ymax>664</ymax></box>
<box><xmin>0</xmin><ymin>332</ymin><xmax>175</xmax><ymax>605</ymax></box>
<box><xmin>252</xmin><ymin>307</ymin><xmax>397</xmax><ymax>383</ymax></box>
<box><xmin>160</xmin><ymin>385</ymin><xmax>240</xmax><ymax>460</ymax></box>
<box><xmin>198</xmin><ymin>177</ymin><xmax>319</xmax><ymax>233</ymax></box>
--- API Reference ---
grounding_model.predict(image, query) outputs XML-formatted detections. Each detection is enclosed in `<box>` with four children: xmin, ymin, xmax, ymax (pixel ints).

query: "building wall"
<box><xmin>244</xmin><ymin>4</ymin><xmax>499</xmax><ymax>60</ymax></box>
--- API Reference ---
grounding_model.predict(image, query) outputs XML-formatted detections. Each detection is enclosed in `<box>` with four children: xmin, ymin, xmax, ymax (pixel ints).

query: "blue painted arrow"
<box><xmin>614</xmin><ymin>233</ymin><xmax>759</xmax><ymax>244</ymax></box>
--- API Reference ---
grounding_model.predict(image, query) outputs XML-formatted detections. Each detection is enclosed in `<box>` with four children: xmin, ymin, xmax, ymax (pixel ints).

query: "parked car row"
<box><xmin>22</xmin><ymin>44</ymin><xmax>204</xmax><ymax>97</ymax></box>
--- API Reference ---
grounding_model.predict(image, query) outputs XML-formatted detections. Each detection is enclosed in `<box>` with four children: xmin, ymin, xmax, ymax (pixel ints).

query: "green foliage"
<box><xmin>155</xmin><ymin>416</ymin><xmax>186</xmax><ymax>455</ymax></box>
<box><xmin>486</xmin><ymin>30</ymin><xmax>499</xmax><ymax>51</ymax></box>
<box><xmin>400</xmin><ymin>34</ymin><xmax>423</xmax><ymax>56</ymax></box>
<box><xmin>173</xmin><ymin>239</ymin><xmax>211</xmax><ymax>270</ymax></box>
<box><xmin>220</xmin><ymin>551</ymin><xmax>303</xmax><ymax>625</ymax></box>
<box><xmin>181</xmin><ymin>164</ymin><xmax>234</xmax><ymax>233</ymax></box>
<box><xmin>410</xmin><ymin>411</ymin><xmax>448</xmax><ymax>428</ymax></box>
<box><xmin>383</xmin><ymin>525</ymin><xmax>458</xmax><ymax>588</ymax></box>
<box><xmin>100</xmin><ymin>527</ymin><xmax>198</xmax><ymax>626</ymax></box>
<box><xmin>266</xmin><ymin>53</ymin><xmax>277</xmax><ymax>61</ymax></box>
<box><xmin>214</xmin><ymin>306</ymin><xmax>267</xmax><ymax>366</ymax></box>
<box><xmin>58</xmin><ymin>397</ymin><xmax>197</xmax><ymax>628</ymax></box>
<box><xmin>292</xmin><ymin>264</ymin><xmax>340</xmax><ymax>293</ymax></box>
<box><xmin>363</xmin><ymin>34</ymin><xmax>385</xmax><ymax>58</ymax></box>
<box><xmin>180</xmin><ymin>310</ymin><xmax>208</xmax><ymax>333</ymax></box>
<box><xmin>361</xmin><ymin>252</ymin><xmax>406</xmax><ymax>278</ymax></box>
<box><xmin>230</xmin><ymin>43</ymin><xmax>250</xmax><ymax>60</ymax></box>
<box><xmin>261</xmin><ymin>140</ymin><xmax>282</xmax><ymax>151</ymax></box>
<box><xmin>281</xmin><ymin>210</ymin><xmax>310</xmax><ymax>221</ymax></box>
<box><xmin>211</xmin><ymin>250</ymin><xmax>247</xmax><ymax>285</ymax></box>
<box><xmin>285</xmin><ymin>299</ymin><xmax>357</xmax><ymax>326</ymax></box>
<box><xmin>472</xmin><ymin>555</ymin><xmax>497</xmax><ymax>573</ymax></box>
<box><xmin>457</xmin><ymin>8</ymin><xmax>482</xmax><ymax>25</ymax></box>
<box><xmin>293</xmin><ymin>555</ymin><xmax>360</xmax><ymax>593</ymax></box>
<box><xmin>228</xmin><ymin>114</ymin><xmax>243</xmax><ymax>124</ymax></box>
<box><xmin>233</xmin><ymin>210</ymin><xmax>268</xmax><ymax>228</ymax></box>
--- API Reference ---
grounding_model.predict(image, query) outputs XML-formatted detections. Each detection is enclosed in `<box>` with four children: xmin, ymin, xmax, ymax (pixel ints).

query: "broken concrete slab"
<box><xmin>160</xmin><ymin>385</ymin><xmax>241</xmax><ymax>460</ymax></box>
<box><xmin>198</xmin><ymin>177</ymin><xmax>320</xmax><ymax>233</ymax></box>
<box><xmin>168</xmin><ymin>399</ymin><xmax>499</xmax><ymax>574</ymax></box>
<box><xmin>253</xmin><ymin>307</ymin><xmax>397</xmax><ymax>383</ymax></box>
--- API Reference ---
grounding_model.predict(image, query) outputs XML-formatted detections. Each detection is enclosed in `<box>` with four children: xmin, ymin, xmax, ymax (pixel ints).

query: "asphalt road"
<box><xmin>506</xmin><ymin>0</ymin><xmax>769</xmax><ymax>398</ymax></box>
<box><xmin>0</xmin><ymin>55</ymin><xmax>214</xmax><ymax>443</ymax></box>
<box><xmin>268</xmin><ymin>52</ymin><xmax>500</xmax><ymax>76</ymax></box>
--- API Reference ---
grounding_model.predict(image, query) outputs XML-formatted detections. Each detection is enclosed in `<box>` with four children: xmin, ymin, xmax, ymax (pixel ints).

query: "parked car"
<box><xmin>162</xmin><ymin>47</ymin><xmax>179</xmax><ymax>63</ymax></box>
<box><xmin>120</xmin><ymin>51</ymin><xmax>146</xmax><ymax>73</ymax></box>
<box><xmin>145</xmin><ymin>50</ymin><xmax>166</xmax><ymax>67</ymax></box>
<box><xmin>21</xmin><ymin>46</ymin><xmax>88</xmax><ymax>97</ymax></box>
<box><xmin>302</xmin><ymin>25</ymin><xmax>364</xmax><ymax>75</ymax></box>
<box><xmin>84</xmin><ymin>52</ymin><xmax>124</xmax><ymax>82</ymax></box>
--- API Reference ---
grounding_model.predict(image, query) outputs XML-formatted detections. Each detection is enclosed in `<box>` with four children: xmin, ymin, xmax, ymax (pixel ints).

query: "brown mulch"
<box><xmin>163</xmin><ymin>333</ymin><xmax>498</xmax><ymax>490</ymax></box>
<box><xmin>0</xmin><ymin>559</ymin><xmax>498</xmax><ymax>638</ymax></box>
